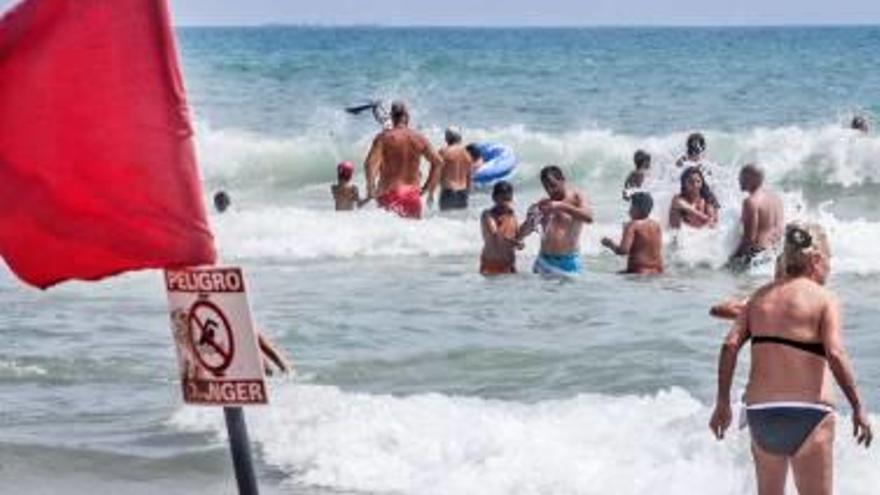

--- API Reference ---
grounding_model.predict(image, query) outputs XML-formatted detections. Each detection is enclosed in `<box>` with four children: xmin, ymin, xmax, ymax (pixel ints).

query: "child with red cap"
<box><xmin>331</xmin><ymin>161</ymin><xmax>365</xmax><ymax>211</ymax></box>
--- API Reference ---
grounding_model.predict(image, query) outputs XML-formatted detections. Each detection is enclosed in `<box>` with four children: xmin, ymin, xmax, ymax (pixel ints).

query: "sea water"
<box><xmin>2</xmin><ymin>26</ymin><xmax>880</xmax><ymax>494</ymax></box>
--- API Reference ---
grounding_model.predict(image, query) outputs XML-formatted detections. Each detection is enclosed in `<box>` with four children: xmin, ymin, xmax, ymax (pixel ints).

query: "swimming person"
<box><xmin>728</xmin><ymin>163</ymin><xmax>784</xmax><ymax>272</ymax></box>
<box><xmin>622</xmin><ymin>149</ymin><xmax>651</xmax><ymax>201</ymax></box>
<box><xmin>709</xmin><ymin>223</ymin><xmax>872</xmax><ymax>495</ymax></box>
<box><xmin>479</xmin><ymin>181</ymin><xmax>525</xmax><ymax>275</ymax></box>
<box><xmin>669</xmin><ymin>166</ymin><xmax>719</xmax><ymax>229</ymax></box>
<box><xmin>213</xmin><ymin>190</ymin><xmax>231</xmax><ymax>214</ymax></box>
<box><xmin>522</xmin><ymin>166</ymin><xmax>593</xmax><ymax>276</ymax></box>
<box><xmin>431</xmin><ymin>126</ymin><xmax>474</xmax><ymax>211</ymax></box>
<box><xmin>331</xmin><ymin>161</ymin><xmax>366</xmax><ymax>211</ymax></box>
<box><xmin>851</xmin><ymin>115</ymin><xmax>869</xmax><ymax>133</ymax></box>
<box><xmin>676</xmin><ymin>132</ymin><xmax>711</xmax><ymax>171</ymax></box>
<box><xmin>601</xmin><ymin>192</ymin><xmax>663</xmax><ymax>274</ymax></box>
<box><xmin>363</xmin><ymin>101</ymin><xmax>443</xmax><ymax>219</ymax></box>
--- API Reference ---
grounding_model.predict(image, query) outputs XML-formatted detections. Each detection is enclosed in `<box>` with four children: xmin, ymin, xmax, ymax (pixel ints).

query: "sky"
<box><xmin>2</xmin><ymin>0</ymin><xmax>880</xmax><ymax>26</ymax></box>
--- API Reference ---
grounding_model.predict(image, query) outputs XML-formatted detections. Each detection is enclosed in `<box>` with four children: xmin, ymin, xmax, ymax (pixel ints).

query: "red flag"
<box><xmin>0</xmin><ymin>0</ymin><xmax>216</xmax><ymax>289</ymax></box>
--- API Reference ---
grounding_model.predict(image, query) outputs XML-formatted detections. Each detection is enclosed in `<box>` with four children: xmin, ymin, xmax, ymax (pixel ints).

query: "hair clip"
<box><xmin>787</xmin><ymin>226</ymin><xmax>813</xmax><ymax>250</ymax></box>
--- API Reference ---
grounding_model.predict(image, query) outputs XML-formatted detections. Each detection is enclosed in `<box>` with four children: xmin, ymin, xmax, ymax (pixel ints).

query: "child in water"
<box><xmin>601</xmin><ymin>192</ymin><xmax>664</xmax><ymax>274</ymax></box>
<box><xmin>331</xmin><ymin>161</ymin><xmax>365</xmax><ymax>211</ymax></box>
<box><xmin>622</xmin><ymin>150</ymin><xmax>651</xmax><ymax>200</ymax></box>
<box><xmin>479</xmin><ymin>181</ymin><xmax>526</xmax><ymax>275</ymax></box>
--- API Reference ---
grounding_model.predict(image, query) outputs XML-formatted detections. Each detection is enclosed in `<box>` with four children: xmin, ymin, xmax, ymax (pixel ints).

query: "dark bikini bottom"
<box><xmin>747</xmin><ymin>403</ymin><xmax>833</xmax><ymax>456</ymax></box>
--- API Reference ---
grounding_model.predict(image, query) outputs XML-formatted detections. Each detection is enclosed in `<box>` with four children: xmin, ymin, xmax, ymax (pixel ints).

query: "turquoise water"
<box><xmin>179</xmin><ymin>26</ymin><xmax>880</xmax><ymax>135</ymax></box>
<box><xmin>3</xmin><ymin>27</ymin><xmax>880</xmax><ymax>494</ymax></box>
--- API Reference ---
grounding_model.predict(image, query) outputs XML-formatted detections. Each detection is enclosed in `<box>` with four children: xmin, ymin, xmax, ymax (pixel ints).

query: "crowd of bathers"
<box><xmin>330</xmin><ymin>102</ymin><xmax>873</xmax><ymax>495</ymax></box>
<box><xmin>328</xmin><ymin>101</ymin><xmax>861</xmax><ymax>277</ymax></box>
<box><xmin>214</xmin><ymin>100</ymin><xmax>875</xmax><ymax>494</ymax></box>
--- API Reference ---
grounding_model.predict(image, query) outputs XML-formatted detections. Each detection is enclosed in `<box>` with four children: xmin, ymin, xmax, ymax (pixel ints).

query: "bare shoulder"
<box><xmin>813</xmin><ymin>282</ymin><xmax>838</xmax><ymax>305</ymax></box>
<box><xmin>410</xmin><ymin>128</ymin><xmax>430</xmax><ymax>147</ymax></box>
<box><xmin>771</xmin><ymin>190</ymin><xmax>784</xmax><ymax>206</ymax></box>
<box><xmin>743</xmin><ymin>194</ymin><xmax>758</xmax><ymax>208</ymax></box>
<box><xmin>370</xmin><ymin>130</ymin><xmax>389</xmax><ymax>149</ymax></box>
<box><xmin>480</xmin><ymin>208</ymin><xmax>499</xmax><ymax>228</ymax></box>
<box><xmin>749</xmin><ymin>280</ymin><xmax>779</xmax><ymax>303</ymax></box>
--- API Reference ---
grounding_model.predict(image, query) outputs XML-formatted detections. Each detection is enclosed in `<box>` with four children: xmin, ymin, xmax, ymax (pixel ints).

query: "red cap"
<box><xmin>337</xmin><ymin>161</ymin><xmax>354</xmax><ymax>181</ymax></box>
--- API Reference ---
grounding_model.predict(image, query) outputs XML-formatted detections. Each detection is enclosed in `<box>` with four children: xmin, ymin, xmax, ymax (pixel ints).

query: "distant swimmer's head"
<box><xmin>337</xmin><ymin>160</ymin><xmax>354</xmax><ymax>182</ymax></box>
<box><xmin>390</xmin><ymin>100</ymin><xmax>409</xmax><ymax>126</ymax></box>
<box><xmin>465</xmin><ymin>143</ymin><xmax>482</xmax><ymax>162</ymax></box>
<box><xmin>783</xmin><ymin>222</ymin><xmax>831</xmax><ymax>283</ymax></box>
<box><xmin>739</xmin><ymin>163</ymin><xmax>764</xmax><ymax>193</ymax></box>
<box><xmin>851</xmin><ymin>115</ymin><xmax>869</xmax><ymax>133</ymax></box>
<box><xmin>213</xmin><ymin>191</ymin><xmax>231</xmax><ymax>214</ymax></box>
<box><xmin>686</xmin><ymin>132</ymin><xmax>706</xmax><ymax>158</ymax></box>
<box><xmin>445</xmin><ymin>126</ymin><xmax>462</xmax><ymax>145</ymax></box>
<box><xmin>629</xmin><ymin>192</ymin><xmax>653</xmax><ymax>220</ymax></box>
<box><xmin>540</xmin><ymin>165</ymin><xmax>566</xmax><ymax>200</ymax></box>
<box><xmin>633</xmin><ymin>150</ymin><xmax>651</xmax><ymax>170</ymax></box>
<box><xmin>492</xmin><ymin>180</ymin><xmax>514</xmax><ymax>204</ymax></box>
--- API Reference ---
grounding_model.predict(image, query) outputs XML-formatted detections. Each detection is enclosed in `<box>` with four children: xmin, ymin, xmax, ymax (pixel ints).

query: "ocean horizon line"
<box><xmin>175</xmin><ymin>22</ymin><xmax>880</xmax><ymax>30</ymax></box>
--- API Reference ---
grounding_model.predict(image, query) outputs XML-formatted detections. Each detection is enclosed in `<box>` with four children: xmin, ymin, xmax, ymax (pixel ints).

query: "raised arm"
<box><xmin>706</xmin><ymin>203</ymin><xmax>719</xmax><ymax>226</ymax></box>
<box><xmin>673</xmin><ymin>197</ymin><xmax>713</xmax><ymax>223</ymax></box>
<box><xmin>550</xmin><ymin>191</ymin><xmax>593</xmax><ymax>223</ymax></box>
<box><xmin>821</xmin><ymin>293</ymin><xmax>873</xmax><ymax>447</ymax></box>
<box><xmin>518</xmin><ymin>204</ymin><xmax>541</xmax><ymax>239</ymax></box>
<box><xmin>709</xmin><ymin>312</ymin><xmax>750</xmax><ymax>440</ymax></box>
<box><xmin>481</xmin><ymin>210</ymin><xmax>523</xmax><ymax>249</ymax></box>
<box><xmin>602</xmin><ymin>222</ymin><xmax>635</xmax><ymax>256</ymax></box>
<box><xmin>364</xmin><ymin>135</ymin><xmax>383</xmax><ymax>199</ymax></box>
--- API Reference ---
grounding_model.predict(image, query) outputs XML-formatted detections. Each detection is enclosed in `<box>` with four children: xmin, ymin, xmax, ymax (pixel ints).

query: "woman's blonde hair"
<box><xmin>782</xmin><ymin>222</ymin><xmax>830</xmax><ymax>276</ymax></box>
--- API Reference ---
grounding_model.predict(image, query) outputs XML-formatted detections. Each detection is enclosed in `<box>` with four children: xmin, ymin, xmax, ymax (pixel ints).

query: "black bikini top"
<box><xmin>749</xmin><ymin>334</ymin><xmax>826</xmax><ymax>358</ymax></box>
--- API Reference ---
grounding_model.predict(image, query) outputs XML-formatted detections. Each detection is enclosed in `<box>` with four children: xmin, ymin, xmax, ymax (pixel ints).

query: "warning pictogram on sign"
<box><xmin>188</xmin><ymin>299</ymin><xmax>235</xmax><ymax>377</ymax></box>
<box><xmin>165</xmin><ymin>267</ymin><xmax>267</xmax><ymax>406</ymax></box>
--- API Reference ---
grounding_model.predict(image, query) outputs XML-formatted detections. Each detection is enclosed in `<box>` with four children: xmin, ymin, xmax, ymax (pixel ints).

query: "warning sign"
<box><xmin>165</xmin><ymin>266</ymin><xmax>267</xmax><ymax>406</ymax></box>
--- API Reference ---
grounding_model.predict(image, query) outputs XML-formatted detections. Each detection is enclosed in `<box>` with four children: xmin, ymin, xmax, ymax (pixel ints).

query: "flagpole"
<box><xmin>224</xmin><ymin>406</ymin><xmax>260</xmax><ymax>495</ymax></box>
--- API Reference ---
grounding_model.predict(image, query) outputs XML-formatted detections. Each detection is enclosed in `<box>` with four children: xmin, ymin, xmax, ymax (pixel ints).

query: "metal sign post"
<box><xmin>225</xmin><ymin>406</ymin><xmax>260</xmax><ymax>495</ymax></box>
<box><xmin>165</xmin><ymin>266</ymin><xmax>268</xmax><ymax>495</ymax></box>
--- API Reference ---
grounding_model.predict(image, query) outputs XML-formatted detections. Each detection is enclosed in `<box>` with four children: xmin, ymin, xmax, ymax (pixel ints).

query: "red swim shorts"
<box><xmin>377</xmin><ymin>185</ymin><xmax>422</xmax><ymax>219</ymax></box>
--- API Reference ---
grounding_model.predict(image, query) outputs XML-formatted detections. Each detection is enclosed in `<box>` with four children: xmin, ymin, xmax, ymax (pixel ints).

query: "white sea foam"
<box><xmin>198</xmin><ymin>120</ymin><xmax>880</xmax><ymax>273</ymax></box>
<box><xmin>0</xmin><ymin>359</ymin><xmax>47</xmax><ymax>378</ymax></box>
<box><xmin>171</xmin><ymin>384</ymin><xmax>879</xmax><ymax>495</ymax></box>
<box><xmin>195</xmin><ymin>122</ymin><xmax>880</xmax><ymax>190</ymax></box>
<box><xmin>210</xmin><ymin>201</ymin><xmax>880</xmax><ymax>275</ymax></box>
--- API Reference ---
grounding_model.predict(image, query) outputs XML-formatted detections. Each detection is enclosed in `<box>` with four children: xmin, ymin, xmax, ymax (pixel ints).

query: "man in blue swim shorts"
<box><xmin>522</xmin><ymin>165</ymin><xmax>594</xmax><ymax>276</ymax></box>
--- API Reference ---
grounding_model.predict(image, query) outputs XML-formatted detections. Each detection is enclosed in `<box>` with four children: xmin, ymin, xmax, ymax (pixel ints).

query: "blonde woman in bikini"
<box><xmin>709</xmin><ymin>223</ymin><xmax>872</xmax><ymax>495</ymax></box>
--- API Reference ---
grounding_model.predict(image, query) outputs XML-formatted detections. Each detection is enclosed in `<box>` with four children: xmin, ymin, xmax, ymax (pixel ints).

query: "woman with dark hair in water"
<box><xmin>710</xmin><ymin>223</ymin><xmax>872</xmax><ymax>495</ymax></box>
<box><xmin>669</xmin><ymin>166</ymin><xmax>719</xmax><ymax>229</ymax></box>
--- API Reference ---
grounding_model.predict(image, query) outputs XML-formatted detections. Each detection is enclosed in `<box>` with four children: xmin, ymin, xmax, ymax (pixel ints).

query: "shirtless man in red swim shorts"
<box><xmin>363</xmin><ymin>101</ymin><xmax>443</xmax><ymax>219</ymax></box>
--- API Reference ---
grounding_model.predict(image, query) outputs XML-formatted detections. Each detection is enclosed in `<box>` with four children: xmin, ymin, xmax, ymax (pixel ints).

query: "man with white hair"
<box><xmin>728</xmin><ymin>163</ymin><xmax>784</xmax><ymax>271</ymax></box>
<box><xmin>428</xmin><ymin>125</ymin><xmax>475</xmax><ymax>211</ymax></box>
